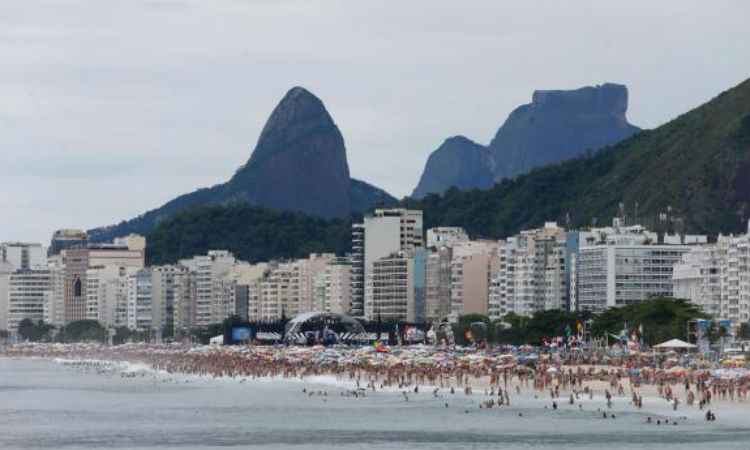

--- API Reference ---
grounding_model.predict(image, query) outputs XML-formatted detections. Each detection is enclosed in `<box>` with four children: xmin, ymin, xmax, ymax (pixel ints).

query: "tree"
<box><xmin>17</xmin><ymin>319</ymin><xmax>55</xmax><ymax>342</ymax></box>
<box><xmin>494</xmin><ymin>310</ymin><xmax>591</xmax><ymax>345</ymax></box>
<box><xmin>589</xmin><ymin>297</ymin><xmax>707</xmax><ymax>346</ymax></box>
<box><xmin>738</xmin><ymin>322</ymin><xmax>750</xmax><ymax>340</ymax></box>
<box><xmin>57</xmin><ymin>320</ymin><xmax>107</xmax><ymax>343</ymax></box>
<box><xmin>452</xmin><ymin>314</ymin><xmax>491</xmax><ymax>345</ymax></box>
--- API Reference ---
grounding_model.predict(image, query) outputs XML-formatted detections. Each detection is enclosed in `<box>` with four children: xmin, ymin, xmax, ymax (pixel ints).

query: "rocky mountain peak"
<box><xmin>248</xmin><ymin>86</ymin><xmax>338</xmax><ymax>167</ymax></box>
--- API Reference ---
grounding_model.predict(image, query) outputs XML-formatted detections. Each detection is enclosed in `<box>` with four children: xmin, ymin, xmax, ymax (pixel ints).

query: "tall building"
<box><xmin>48</xmin><ymin>229</ymin><xmax>87</xmax><ymax>257</ymax></box>
<box><xmin>353</xmin><ymin>208</ymin><xmax>423</xmax><ymax>319</ymax></box>
<box><xmin>151</xmin><ymin>265</ymin><xmax>191</xmax><ymax>337</ymax></box>
<box><xmin>85</xmin><ymin>265</ymin><xmax>137</xmax><ymax>329</ymax></box>
<box><xmin>0</xmin><ymin>261</ymin><xmax>14</xmax><ymax>331</ymax></box>
<box><xmin>127</xmin><ymin>269</ymin><xmax>154</xmax><ymax>332</ymax></box>
<box><xmin>317</xmin><ymin>257</ymin><xmax>352</xmax><ymax>315</ymax></box>
<box><xmin>6</xmin><ymin>269</ymin><xmax>51</xmax><ymax>333</ymax></box>
<box><xmin>43</xmin><ymin>256</ymin><xmax>65</xmax><ymax>326</ymax></box>
<box><xmin>570</xmin><ymin>219</ymin><xmax>700</xmax><ymax>313</ymax></box>
<box><xmin>673</xmin><ymin>227</ymin><xmax>750</xmax><ymax>326</ymax></box>
<box><xmin>424</xmin><ymin>246</ymin><xmax>453</xmax><ymax>322</ymax></box>
<box><xmin>449</xmin><ymin>240</ymin><xmax>500</xmax><ymax>320</ymax></box>
<box><xmin>366</xmin><ymin>249</ymin><xmax>425</xmax><ymax>323</ymax></box>
<box><xmin>179</xmin><ymin>250</ymin><xmax>236</xmax><ymax>327</ymax></box>
<box><xmin>489</xmin><ymin>222</ymin><xmax>568</xmax><ymax>319</ymax></box>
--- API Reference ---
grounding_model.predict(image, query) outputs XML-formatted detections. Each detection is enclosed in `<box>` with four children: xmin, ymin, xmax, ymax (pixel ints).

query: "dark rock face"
<box><xmin>411</xmin><ymin>136</ymin><xmax>494</xmax><ymax>199</ymax></box>
<box><xmin>89</xmin><ymin>87</ymin><xmax>396</xmax><ymax>242</ymax></box>
<box><xmin>410</xmin><ymin>83</ymin><xmax>640</xmax><ymax>198</ymax></box>
<box><xmin>225</xmin><ymin>86</ymin><xmax>352</xmax><ymax>219</ymax></box>
<box><xmin>490</xmin><ymin>83</ymin><xmax>640</xmax><ymax>179</ymax></box>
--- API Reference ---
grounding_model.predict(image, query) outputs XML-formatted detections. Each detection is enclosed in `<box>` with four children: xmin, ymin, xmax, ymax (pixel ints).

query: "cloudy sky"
<box><xmin>2</xmin><ymin>1</ymin><xmax>749</xmax><ymax>243</ymax></box>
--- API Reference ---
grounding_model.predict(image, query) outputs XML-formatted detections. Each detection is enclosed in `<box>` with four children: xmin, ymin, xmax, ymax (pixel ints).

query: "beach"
<box><xmin>2</xmin><ymin>356</ymin><xmax>750</xmax><ymax>450</ymax></box>
<box><xmin>2</xmin><ymin>343</ymin><xmax>750</xmax><ymax>449</ymax></box>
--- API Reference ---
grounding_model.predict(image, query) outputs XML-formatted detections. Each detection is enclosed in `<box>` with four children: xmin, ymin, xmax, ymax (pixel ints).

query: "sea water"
<box><xmin>1</xmin><ymin>357</ymin><xmax>749</xmax><ymax>450</ymax></box>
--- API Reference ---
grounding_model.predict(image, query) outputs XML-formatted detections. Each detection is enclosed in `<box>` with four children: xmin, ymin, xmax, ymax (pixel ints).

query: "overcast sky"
<box><xmin>2</xmin><ymin>1</ymin><xmax>750</xmax><ymax>243</ymax></box>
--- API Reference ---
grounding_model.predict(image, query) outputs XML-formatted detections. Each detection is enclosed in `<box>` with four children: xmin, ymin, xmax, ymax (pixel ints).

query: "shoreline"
<box><xmin>3</xmin><ymin>343</ymin><xmax>748</xmax><ymax>423</ymax></box>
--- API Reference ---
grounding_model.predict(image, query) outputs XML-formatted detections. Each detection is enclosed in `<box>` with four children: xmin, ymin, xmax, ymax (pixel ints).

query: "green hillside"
<box><xmin>146</xmin><ymin>204</ymin><xmax>352</xmax><ymax>265</ymax></box>
<box><xmin>406</xmin><ymin>78</ymin><xmax>750</xmax><ymax>237</ymax></box>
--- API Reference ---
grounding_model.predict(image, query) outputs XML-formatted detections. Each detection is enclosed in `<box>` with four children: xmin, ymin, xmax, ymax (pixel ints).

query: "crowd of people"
<box><xmin>4</xmin><ymin>341</ymin><xmax>749</xmax><ymax>420</ymax></box>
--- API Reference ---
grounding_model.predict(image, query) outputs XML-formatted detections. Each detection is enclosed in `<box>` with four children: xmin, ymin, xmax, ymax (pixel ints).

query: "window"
<box><xmin>74</xmin><ymin>277</ymin><xmax>82</xmax><ymax>297</ymax></box>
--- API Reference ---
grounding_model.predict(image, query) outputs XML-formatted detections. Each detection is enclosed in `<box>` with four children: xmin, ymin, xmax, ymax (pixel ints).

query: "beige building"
<box><xmin>257</xmin><ymin>254</ymin><xmax>335</xmax><ymax>321</ymax></box>
<box><xmin>449</xmin><ymin>240</ymin><xmax>500</xmax><ymax>320</ymax></box>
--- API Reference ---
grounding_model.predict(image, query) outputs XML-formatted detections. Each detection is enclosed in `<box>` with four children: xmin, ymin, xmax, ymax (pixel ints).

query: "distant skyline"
<box><xmin>2</xmin><ymin>1</ymin><xmax>750</xmax><ymax>243</ymax></box>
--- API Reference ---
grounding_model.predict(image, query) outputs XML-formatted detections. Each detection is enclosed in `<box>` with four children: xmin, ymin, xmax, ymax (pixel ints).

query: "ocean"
<box><xmin>1</xmin><ymin>357</ymin><xmax>749</xmax><ymax>450</ymax></box>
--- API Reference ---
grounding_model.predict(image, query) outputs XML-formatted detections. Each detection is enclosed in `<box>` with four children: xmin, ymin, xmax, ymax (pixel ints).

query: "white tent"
<box><xmin>654</xmin><ymin>338</ymin><xmax>697</xmax><ymax>350</ymax></box>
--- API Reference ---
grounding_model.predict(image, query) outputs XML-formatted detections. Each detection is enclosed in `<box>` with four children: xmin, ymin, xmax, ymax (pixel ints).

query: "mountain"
<box><xmin>405</xmin><ymin>78</ymin><xmax>750</xmax><ymax>237</ymax></box>
<box><xmin>145</xmin><ymin>78</ymin><xmax>750</xmax><ymax>265</ymax></box>
<box><xmin>89</xmin><ymin>87</ymin><xmax>396</xmax><ymax>242</ymax></box>
<box><xmin>490</xmin><ymin>83</ymin><xmax>640</xmax><ymax>179</ymax></box>
<box><xmin>411</xmin><ymin>83</ymin><xmax>640</xmax><ymax>199</ymax></box>
<box><xmin>411</xmin><ymin>136</ymin><xmax>495</xmax><ymax>199</ymax></box>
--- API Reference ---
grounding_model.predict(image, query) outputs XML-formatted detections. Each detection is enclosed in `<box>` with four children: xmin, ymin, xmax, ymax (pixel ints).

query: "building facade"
<box><xmin>673</xmin><ymin>230</ymin><xmax>750</xmax><ymax>326</ymax></box>
<box><xmin>571</xmin><ymin>220</ymin><xmax>697</xmax><ymax>313</ymax></box>
<box><xmin>354</xmin><ymin>209</ymin><xmax>423</xmax><ymax>319</ymax></box>
<box><xmin>6</xmin><ymin>269</ymin><xmax>51</xmax><ymax>333</ymax></box>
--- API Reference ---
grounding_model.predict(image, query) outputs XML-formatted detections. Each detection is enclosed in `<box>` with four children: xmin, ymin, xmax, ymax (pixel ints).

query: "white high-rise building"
<box><xmin>673</xmin><ymin>227</ymin><xmax>750</xmax><ymax>326</ymax></box>
<box><xmin>86</xmin><ymin>265</ymin><xmax>138</xmax><ymax>329</ymax></box>
<box><xmin>489</xmin><ymin>222</ymin><xmax>568</xmax><ymax>319</ymax></box>
<box><xmin>320</xmin><ymin>257</ymin><xmax>352</xmax><ymax>314</ymax></box>
<box><xmin>127</xmin><ymin>269</ymin><xmax>154</xmax><ymax>332</ymax></box>
<box><xmin>0</xmin><ymin>261</ymin><xmax>13</xmax><ymax>332</ymax></box>
<box><xmin>43</xmin><ymin>256</ymin><xmax>65</xmax><ymax>327</ymax></box>
<box><xmin>354</xmin><ymin>209</ymin><xmax>423</xmax><ymax>319</ymax></box>
<box><xmin>6</xmin><ymin>269</ymin><xmax>51</xmax><ymax>333</ymax></box>
<box><xmin>151</xmin><ymin>265</ymin><xmax>191</xmax><ymax>337</ymax></box>
<box><xmin>571</xmin><ymin>219</ymin><xmax>700</xmax><ymax>313</ymax></box>
<box><xmin>179</xmin><ymin>250</ymin><xmax>236</xmax><ymax>327</ymax></box>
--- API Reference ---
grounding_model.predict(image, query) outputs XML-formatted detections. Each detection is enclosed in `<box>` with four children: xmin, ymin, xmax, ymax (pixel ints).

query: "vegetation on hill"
<box><xmin>146</xmin><ymin>204</ymin><xmax>353</xmax><ymax>265</ymax></box>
